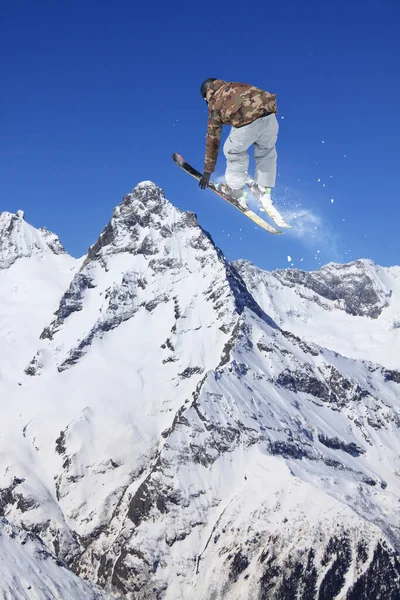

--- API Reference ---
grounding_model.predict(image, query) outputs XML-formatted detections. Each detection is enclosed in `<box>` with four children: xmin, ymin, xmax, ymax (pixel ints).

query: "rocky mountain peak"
<box><xmin>26</xmin><ymin>181</ymin><xmax>266</xmax><ymax>376</ymax></box>
<box><xmin>83</xmin><ymin>181</ymin><xmax>198</xmax><ymax>267</ymax></box>
<box><xmin>114</xmin><ymin>181</ymin><xmax>170</xmax><ymax>223</ymax></box>
<box><xmin>0</xmin><ymin>210</ymin><xmax>68</xmax><ymax>269</ymax></box>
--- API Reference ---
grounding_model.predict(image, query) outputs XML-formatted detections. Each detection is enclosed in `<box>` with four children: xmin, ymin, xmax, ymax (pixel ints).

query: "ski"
<box><xmin>172</xmin><ymin>153</ymin><xmax>283</xmax><ymax>235</ymax></box>
<box><xmin>246</xmin><ymin>178</ymin><xmax>291</xmax><ymax>229</ymax></box>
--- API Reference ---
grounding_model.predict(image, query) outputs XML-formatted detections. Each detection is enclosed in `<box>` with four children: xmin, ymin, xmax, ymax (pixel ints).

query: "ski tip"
<box><xmin>277</xmin><ymin>222</ymin><xmax>292</xmax><ymax>229</ymax></box>
<box><xmin>172</xmin><ymin>153</ymin><xmax>185</xmax><ymax>165</ymax></box>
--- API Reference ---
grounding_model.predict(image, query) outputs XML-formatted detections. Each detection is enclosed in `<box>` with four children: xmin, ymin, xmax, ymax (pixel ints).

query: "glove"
<box><xmin>198</xmin><ymin>172</ymin><xmax>211</xmax><ymax>190</ymax></box>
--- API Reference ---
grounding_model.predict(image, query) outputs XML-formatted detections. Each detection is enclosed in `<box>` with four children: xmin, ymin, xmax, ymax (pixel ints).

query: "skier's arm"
<box><xmin>204</xmin><ymin>108</ymin><xmax>222</xmax><ymax>173</ymax></box>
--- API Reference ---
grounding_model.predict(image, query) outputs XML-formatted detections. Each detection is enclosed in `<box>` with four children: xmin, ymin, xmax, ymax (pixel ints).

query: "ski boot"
<box><xmin>250</xmin><ymin>184</ymin><xmax>291</xmax><ymax>229</ymax></box>
<box><xmin>218</xmin><ymin>184</ymin><xmax>249</xmax><ymax>210</ymax></box>
<box><xmin>255</xmin><ymin>184</ymin><xmax>272</xmax><ymax>202</ymax></box>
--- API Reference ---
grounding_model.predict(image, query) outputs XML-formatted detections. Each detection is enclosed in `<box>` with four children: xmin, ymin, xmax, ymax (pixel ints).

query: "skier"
<box><xmin>198</xmin><ymin>78</ymin><xmax>278</xmax><ymax>207</ymax></box>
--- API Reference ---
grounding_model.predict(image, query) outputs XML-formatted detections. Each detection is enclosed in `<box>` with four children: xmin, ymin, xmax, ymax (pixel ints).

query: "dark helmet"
<box><xmin>200</xmin><ymin>78</ymin><xmax>217</xmax><ymax>99</ymax></box>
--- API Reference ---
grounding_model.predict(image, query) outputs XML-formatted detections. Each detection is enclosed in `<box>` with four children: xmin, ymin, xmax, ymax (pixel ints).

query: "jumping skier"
<box><xmin>198</xmin><ymin>78</ymin><xmax>278</xmax><ymax>207</ymax></box>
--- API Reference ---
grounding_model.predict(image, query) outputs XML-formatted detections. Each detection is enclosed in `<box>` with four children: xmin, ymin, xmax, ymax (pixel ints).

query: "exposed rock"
<box><xmin>272</xmin><ymin>259</ymin><xmax>391</xmax><ymax>318</ymax></box>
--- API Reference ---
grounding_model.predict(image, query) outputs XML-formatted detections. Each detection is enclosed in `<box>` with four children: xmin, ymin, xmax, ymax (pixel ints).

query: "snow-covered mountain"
<box><xmin>236</xmin><ymin>258</ymin><xmax>400</xmax><ymax>370</ymax></box>
<box><xmin>1</xmin><ymin>184</ymin><xmax>400</xmax><ymax>599</ymax></box>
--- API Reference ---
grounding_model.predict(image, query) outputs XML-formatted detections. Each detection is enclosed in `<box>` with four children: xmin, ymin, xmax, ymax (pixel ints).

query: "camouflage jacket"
<box><xmin>203</xmin><ymin>80</ymin><xmax>277</xmax><ymax>173</ymax></box>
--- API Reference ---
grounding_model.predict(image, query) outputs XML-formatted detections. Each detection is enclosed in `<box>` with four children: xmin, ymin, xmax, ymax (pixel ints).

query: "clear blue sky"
<box><xmin>1</xmin><ymin>0</ymin><xmax>399</xmax><ymax>272</ymax></box>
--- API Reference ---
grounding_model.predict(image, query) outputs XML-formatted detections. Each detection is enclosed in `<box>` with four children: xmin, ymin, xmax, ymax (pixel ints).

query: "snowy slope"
<box><xmin>75</xmin><ymin>308</ymin><xmax>400</xmax><ymax>599</ymax></box>
<box><xmin>0</xmin><ymin>210</ymin><xmax>80</xmax><ymax>381</ymax></box>
<box><xmin>1</xmin><ymin>185</ymin><xmax>400</xmax><ymax>599</ymax></box>
<box><xmin>236</xmin><ymin>259</ymin><xmax>400</xmax><ymax>370</ymax></box>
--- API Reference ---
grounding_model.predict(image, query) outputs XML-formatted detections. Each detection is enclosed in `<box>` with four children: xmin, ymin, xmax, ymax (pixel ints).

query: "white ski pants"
<box><xmin>223</xmin><ymin>113</ymin><xmax>279</xmax><ymax>190</ymax></box>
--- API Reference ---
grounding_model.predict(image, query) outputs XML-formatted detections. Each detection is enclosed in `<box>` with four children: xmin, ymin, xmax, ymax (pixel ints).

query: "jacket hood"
<box><xmin>206</xmin><ymin>80</ymin><xmax>227</xmax><ymax>102</ymax></box>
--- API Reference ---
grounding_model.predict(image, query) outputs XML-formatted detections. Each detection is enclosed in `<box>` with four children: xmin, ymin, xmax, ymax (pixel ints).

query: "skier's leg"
<box><xmin>223</xmin><ymin>121</ymin><xmax>258</xmax><ymax>191</ymax></box>
<box><xmin>254</xmin><ymin>114</ymin><xmax>279</xmax><ymax>188</ymax></box>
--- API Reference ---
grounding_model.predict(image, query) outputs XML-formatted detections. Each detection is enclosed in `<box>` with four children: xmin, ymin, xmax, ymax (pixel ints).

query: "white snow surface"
<box><xmin>1</xmin><ymin>184</ymin><xmax>400</xmax><ymax>599</ymax></box>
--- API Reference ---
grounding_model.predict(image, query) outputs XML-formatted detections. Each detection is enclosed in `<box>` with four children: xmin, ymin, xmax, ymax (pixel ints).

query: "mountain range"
<box><xmin>1</xmin><ymin>183</ymin><xmax>399</xmax><ymax>599</ymax></box>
